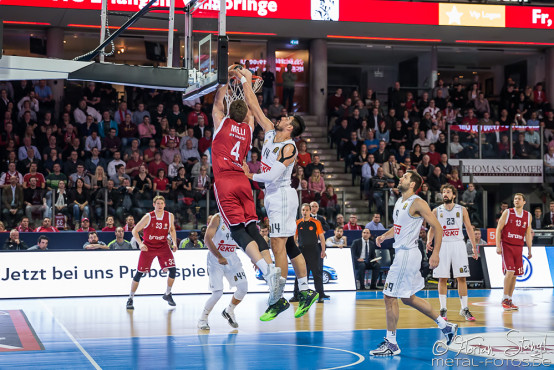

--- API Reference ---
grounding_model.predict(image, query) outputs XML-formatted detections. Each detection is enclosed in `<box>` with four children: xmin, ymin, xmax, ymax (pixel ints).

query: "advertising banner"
<box><xmin>484</xmin><ymin>246</ymin><xmax>553</xmax><ymax>288</ymax></box>
<box><xmin>0</xmin><ymin>248</ymin><xmax>355</xmax><ymax>298</ymax></box>
<box><xmin>448</xmin><ymin>159</ymin><xmax>544</xmax><ymax>184</ymax></box>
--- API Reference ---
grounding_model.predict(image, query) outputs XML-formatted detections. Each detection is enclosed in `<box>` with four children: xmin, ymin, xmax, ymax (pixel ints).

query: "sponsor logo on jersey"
<box><xmin>508</xmin><ymin>232</ymin><xmax>524</xmax><ymax>240</ymax></box>
<box><xmin>456</xmin><ymin>212</ymin><xmax>460</xmax><ymax>217</ymax></box>
<box><xmin>218</xmin><ymin>243</ymin><xmax>236</xmax><ymax>253</ymax></box>
<box><xmin>403</xmin><ymin>203</ymin><xmax>408</xmax><ymax>210</ymax></box>
<box><xmin>260</xmin><ymin>161</ymin><xmax>271</xmax><ymax>173</ymax></box>
<box><xmin>394</xmin><ymin>224</ymin><xmax>402</xmax><ymax>234</ymax></box>
<box><xmin>440</xmin><ymin>213</ymin><xmax>443</xmax><ymax>218</ymax></box>
<box><xmin>148</xmin><ymin>235</ymin><xmax>165</xmax><ymax>240</ymax></box>
<box><xmin>272</xmin><ymin>147</ymin><xmax>279</xmax><ymax>154</ymax></box>
<box><xmin>443</xmin><ymin>228</ymin><xmax>460</xmax><ymax>237</ymax></box>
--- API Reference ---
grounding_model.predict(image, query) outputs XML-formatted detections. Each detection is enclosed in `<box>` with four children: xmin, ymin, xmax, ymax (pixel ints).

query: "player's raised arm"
<box><xmin>414</xmin><ymin>198</ymin><xmax>442</xmax><ymax>268</ymax></box>
<box><xmin>462</xmin><ymin>207</ymin><xmax>478</xmax><ymax>259</ymax></box>
<box><xmin>205</xmin><ymin>214</ymin><xmax>228</xmax><ymax>265</ymax></box>
<box><xmin>132</xmin><ymin>213</ymin><xmax>150</xmax><ymax>251</ymax></box>
<box><xmin>426</xmin><ymin>208</ymin><xmax>438</xmax><ymax>251</ymax></box>
<box><xmin>234</xmin><ymin>67</ymin><xmax>274</xmax><ymax>132</ymax></box>
<box><xmin>212</xmin><ymin>83</ymin><xmax>228</xmax><ymax>131</ymax></box>
<box><xmin>496</xmin><ymin>209</ymin><xmax>509</xmax><ymax>255</ymax></box>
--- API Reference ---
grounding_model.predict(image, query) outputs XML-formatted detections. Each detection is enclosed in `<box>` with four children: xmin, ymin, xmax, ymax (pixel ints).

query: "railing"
<box><xmin>448</xmin><ymin>124</ymin><xmax>544</xmax><ymax>160</ymax></box>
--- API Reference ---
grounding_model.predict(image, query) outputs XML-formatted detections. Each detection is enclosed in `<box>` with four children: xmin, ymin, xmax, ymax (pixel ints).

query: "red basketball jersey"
<box><xmin>212</xmin><ymin>117</ymin><xmax>252</xmax><ymax>177</ymax></box>
<box><xmin>501</xmin><ymin>208</ymin><xmax>529</xmax><ymax>247</ymax></box>
<box><xmin>143</xmin><ymin>211</ymin><xmax>170</xmax><ymax>249</ymax></box>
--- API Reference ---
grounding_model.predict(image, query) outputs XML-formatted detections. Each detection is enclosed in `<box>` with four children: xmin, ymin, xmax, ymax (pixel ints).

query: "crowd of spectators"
<box><xmin>328</xmin><ymin>78</ymin><xmax>552</xmax><ymax>224</ymax></box>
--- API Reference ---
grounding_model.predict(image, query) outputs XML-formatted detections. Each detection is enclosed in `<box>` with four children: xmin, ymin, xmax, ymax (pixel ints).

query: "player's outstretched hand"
<box><xmin>218</xmin><ymin>256</ymin><xmax>228</xmax><ymax>265</ymax></box>
<box><xmin>140</xmin><ymin>243</ymin><xmax>148</xmax><ymax>252</ymax></box>
<box><xmin>429</xmin><ymin>253</ymin><xmax>439</xmax><ymax>269</ymax></box>
<box><xmin>472</xmin><ymin>246</ymin><xmax>479</xmax><ymax>260</ymax></box>
<box><xmin>496</xmin><ymin>246</ymin><xmax>502</xmax><ymax>255</ymax></box>
<box><xmin>375</xmin><ymin>235</ymin><xmax>385</xmax><ymax>247</ymax></box>
<box><xmin>426</xmin><ymin>241</ymin><xmax>433</xmax><ymax>252</ymax></box>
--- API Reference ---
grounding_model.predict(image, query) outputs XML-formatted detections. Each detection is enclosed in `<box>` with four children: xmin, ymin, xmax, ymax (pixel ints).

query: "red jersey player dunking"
<box><xmin>496</xmin><ymin>193</ymin><xmax>533</xmax><ymax>311</ymax></box>
<box><xmin>211</xmin><ymin>75</ymin><xmax>281</xmax><ymax>312</ymax></box>
<box><xmin>126</xmin><ymin>195</ymin><xmax>178</xmax><ymax>310</ymax></box>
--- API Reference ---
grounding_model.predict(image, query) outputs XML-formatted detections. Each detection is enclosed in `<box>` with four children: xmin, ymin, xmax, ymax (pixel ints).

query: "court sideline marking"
<box><xmin>40</xmin><ymin>301</ymin><xmax>101</xmax><ymax>370</ymax></box>
<box><xmin>187</xmin><ymin>342</ymin><xmax>365</xmax><ymax>370</ymax></box>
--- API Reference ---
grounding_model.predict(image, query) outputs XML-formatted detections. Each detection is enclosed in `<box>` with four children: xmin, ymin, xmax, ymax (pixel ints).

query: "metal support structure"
<box><xmin>341</xmin><ymin>190</ymin><xmax>345</xmax><ymax>223</ymax></box>
<box><xmin>76</xmin><ymin>0</ymin><xmax>159</xmax><ymax>62</ymax></box>
<box><xmin>385</xmin><ymin>191</ymin><xmax>389</xmax><ymax>228</ymax></box>
<box><xmin>509</xmin><ymin>126</ymin><xmax>513</xmax><ymax>159</ymax></box>
<box><xmin>184</xmin><ymin>10</ymin><xmax>193</xmax><ymax>70</ymax></box>
<box><xmin>100</xmin><ymin>0</ymin><xmax>108</xmax><ymax>63</ymax></box>
<box><xmin>104</xmin><ymin>189</ymin><xmax>108</xmax><ymax>222</ymax></box>
<box><xmin>206</xmin><ymin>189</ymin><xmax>210</xmax><ymax>225</ymax></box>
<box><xmin>219</xmin><ymin>0</ymin><xmax>226</xmax><ymax>37</ymax></box>
<box><xmin>482</xmin><ymin>190</ymin><xmax>488</xmax><ymax>228</ymax></box>
<box><xmin>51</xmin><ymin>190</ymin><xmax>55</xmax><ymax>221</ymax></box>
<box><xmin>477</xmin><ymin>125</ymin><xmax>483</xmax><ymax>159</ymax></box>
<box><xmin>541</xmin><ymin>126</ymin><xmax>545</xmax><ymax>160</ymax></box>
<box><xmin>447</xmin><ymin>125</ymin><xmax>451</xmax><ymax>159</ymax></box>
<box><xmin>167</xmin><ymin>0</ymin><xmax>176</xmax><ymax>68</ymax></box>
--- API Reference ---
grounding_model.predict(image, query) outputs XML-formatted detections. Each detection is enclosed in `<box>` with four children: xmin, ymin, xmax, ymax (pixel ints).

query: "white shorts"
<box><xmin>265</xmin><ymin>187</ymin><xmax>298</xmax><ymax>238</ymax></box>
<box><xmin>207</xmin><ymin>252</ymin><xmax>247</xmax><ymax>292</ymax></box>
<box><xmin>433</xmin><ymin>240</ymin><xmax>470</xmax><ymax>278</ymax></box>
<box><xmin>384</xmin><ymin>248</ymin><xmax>424</xmax><ymax>299</ymax></box>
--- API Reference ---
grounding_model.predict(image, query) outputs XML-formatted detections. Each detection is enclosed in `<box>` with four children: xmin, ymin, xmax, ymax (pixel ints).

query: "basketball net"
<box><xmin>224</xmin><ymin>75</ymin><xmax>264</xmax><ymax>110</ymax></box>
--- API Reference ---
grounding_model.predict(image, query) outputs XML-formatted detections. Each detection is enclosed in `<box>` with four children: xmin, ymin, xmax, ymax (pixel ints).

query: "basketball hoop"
<box><xmin>225</xmin><ymin>75</ymin><xmax>264</xmax><ymax>108</ymax></box>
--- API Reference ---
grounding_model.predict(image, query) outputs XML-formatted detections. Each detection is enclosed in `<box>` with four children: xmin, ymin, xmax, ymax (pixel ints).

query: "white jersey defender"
<box><xmin>385</xmin><ymin>194</ymin><xmax>425</xmax><ymax>298</ymax></box>
<box><xmin>207</xmin><ymin>217</ymin><xmax>247</xmax><ymax>292</ymax></box>
<box><xmin>260</xmin><ymin>129</ymin><xmax>298</xmax><ymax>237</ymax></box>
<box><xmin>433</xmin><ymin>204</ymin><xmax>470</xmax><ymax>279</ymax></box>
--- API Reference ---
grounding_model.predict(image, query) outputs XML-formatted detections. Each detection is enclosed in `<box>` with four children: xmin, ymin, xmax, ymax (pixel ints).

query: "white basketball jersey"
<box><xmin>212</xmin><ymin>216</ymin><xmax>239</xmax><ymax>257</ymax></box>
<box><xmin>260</xmin><ymin>130</ymin><xmax>296</xmax><ymax>193</ymax></box>
<box><xmin>437</xmin><ymin>204</ymin><xmax>464</xmax><ymax>242</ymax></box>
<box><xmin>392</xmin><ymin>194</ymin><xmax>423</xmax><ymax>250</ymax></box>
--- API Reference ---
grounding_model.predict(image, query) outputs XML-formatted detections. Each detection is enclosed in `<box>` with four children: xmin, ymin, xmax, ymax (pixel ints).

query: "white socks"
<box><xmin>435</xmin><ymin>316</ymin><xmax>447</xmax><ymax>329</ymax></box>
<box><xmin>227</xmin><ymin>302</ymin><xmax>237</xmax><ymax>314</ymax></box>
<box><xmin>386</xmin><ymin>330</ymin><xmax>397</xmax><ymax>344</ymax></box>
<box><xmin>460</xmin><ymin>296</ymin><xmax>468</xmax><ymax>309</ymax></box>
<box><xmin>256</xmin><ymin>259</ymin><xmax>270</xmax><ymax>276</ymax></box>
<box><xmin>166</xmin><ymin>286</ymin><xmax>172</xmax><ymax>295</ymax></box>
<box><xmin>298</xmin><ymin>276</ymin><xmax>309</xmax><ymax>292</ymax></box>
<box><xmin>439</xmin><ymin>294</ymin><xmax>447</xmax><ymax>310</ymax></box>
<box><xmin>201</xmin><ymin>308</ymin><xmax>211</xmax><ymax>321</ymax></box>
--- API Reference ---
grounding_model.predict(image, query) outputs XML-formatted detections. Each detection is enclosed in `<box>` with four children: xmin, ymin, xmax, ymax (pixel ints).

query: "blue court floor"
<box><xmin>0</xmin><ymin>289</ymin><xmax>552</xmax><ymax>369</ymax></box>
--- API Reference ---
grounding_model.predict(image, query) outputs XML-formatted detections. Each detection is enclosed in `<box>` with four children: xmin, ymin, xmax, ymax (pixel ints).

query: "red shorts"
<box><xmin>137</xmin><ymin>247</ymin><xmax>175</xmax><ymax>272</ymax></box>
<box><xmin>213</xmin><ymin>173</ymin><xmax>257</xmax><ymax>227</ymax></box>
<box><xmin>501</xmin><ymin>242</ymin><xmax>523</xmax><ymax>276</ymax></box>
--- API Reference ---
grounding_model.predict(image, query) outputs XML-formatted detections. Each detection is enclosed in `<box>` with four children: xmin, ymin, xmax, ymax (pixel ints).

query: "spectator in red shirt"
<box><xmin>198</xmin><ymin>129</ymin><xmax>213</xmax><ymax>154</ymax></box>
<box><xmin>125</xmin><ymin>151</ymin><xmax>144</xmax><ymax>178</ymax></box>
<box><xmin>426</xmin><ymin>143</ymin><xmax>441</xmax><ymax>166</ymax></box>
<box><xmin>153</xmin><ymin>168</ymin><xmax>170</xmax><ymax>195</ymax></box>
<box><xmin>160</xmin><ymin>127</ymin><xmax>181</xmax><ymax>149</ymax></box>
<box><xmin>300</xmin><ymin>179</ymin><xmax>315</xmax><ymax>204</ymax></box>
<box><xmin>23</xmin><ymin>162</ymin><xmax>45</xmax><ymax>189</ymax></box>
<box><xmin>77</xmin><ymin>217</ymin><xmax>96</xmax><ymax>232</ymax></box>
<box><xmin>143</xmin><ymin>138</ymin><xmax>159</xmax><ymax>164</ymax></box>
<box><xmin>16</xmin><ymin>216</ymin><xmax>33</xmax><ymax>232</ymax></box>
<box><xmin>187</xmin><ymin>103</ymin><xmax>208</xmax><ymax>128</ymax></box>
<box><xmin>148</xmin><ymin>152</ymin><xmax>168</xmax><ymax>177</ymax></box>
<box><xmin>343</xmin><ymin>214</ymin><xmax>363</xmax><ymax>230</ymax></box>
<box><xmin>461</xmin><ymin>109</ymin><xmax>478</xmax><ymax>125</ymax></box>
<box><xmin>119</xmin><ymin>113</ymin><xmax>138</xmax><ymax>147</ymax></box>
<box><xmin>297</xmin><ymin>141</ymin><xmax>312</xmax><ymax>168</ymax></box>
<box><xmin>35</xmin><ymin>217</ymin><xmax>59</xmax><ymax>232</ymax></box>
<box><xmin>101</xmin><ymin>216</ymin><xmax>116</xmax><ymax>232</ymax></box>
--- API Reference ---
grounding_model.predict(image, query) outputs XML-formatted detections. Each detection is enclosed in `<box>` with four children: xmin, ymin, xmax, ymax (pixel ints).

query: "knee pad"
<box><xmin>230</xmin><ymin>224</ymin><xmax>255</xmax><ymax>250</ymax></box>
<box><xmin>133</xmin><ymin>272</ymin><xmax>145</xmax><ymax>282</ymax></box>
<box><xmin>285</xmin><ymin>236</ymin><xmax>301</xmax><ymax>260</ymax></box>
<box><xmin>168</xmin><ymin>267</ymin><xmax>176</xmax><ymax>279</ymax></box>
<box><xmin>212</xmin><ymin>290</ymin><xmax>224</xmax><ymax>300</ymax></box>
<box><xmin>245</xmin><ymin>222</ymin><xmax>269</xmax><ymax>252</ymax></box>
<box><xmin>233</xmin><ymin>282</ymin><xmax>248</xmax><ymax>301</ymax></box>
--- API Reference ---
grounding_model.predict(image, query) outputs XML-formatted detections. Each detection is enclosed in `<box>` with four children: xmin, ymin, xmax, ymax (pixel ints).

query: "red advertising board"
<box><xmin>0</xmin><ymin>0</ymin><xmax>552</xmax><ymax>30</ymax></box>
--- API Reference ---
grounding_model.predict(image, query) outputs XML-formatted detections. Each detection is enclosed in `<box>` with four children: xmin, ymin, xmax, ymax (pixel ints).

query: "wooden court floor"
<box><xmin>0</xmin><ymin>289</ymin><xmax>553</xmax><ymax>369</ymax></box>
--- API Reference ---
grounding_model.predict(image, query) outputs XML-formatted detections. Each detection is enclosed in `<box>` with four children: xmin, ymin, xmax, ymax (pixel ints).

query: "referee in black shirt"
<box><xmin>293</xmin><ymin>203</ymin><xmax>327</xmax><ymax>303</ymax></box>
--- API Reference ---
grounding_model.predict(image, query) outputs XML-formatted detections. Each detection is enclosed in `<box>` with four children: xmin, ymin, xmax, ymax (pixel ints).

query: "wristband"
<box><xmin>240</xmin><ymin>76</ymin><xmax>247</xmax><ymax>85</ymax></box>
